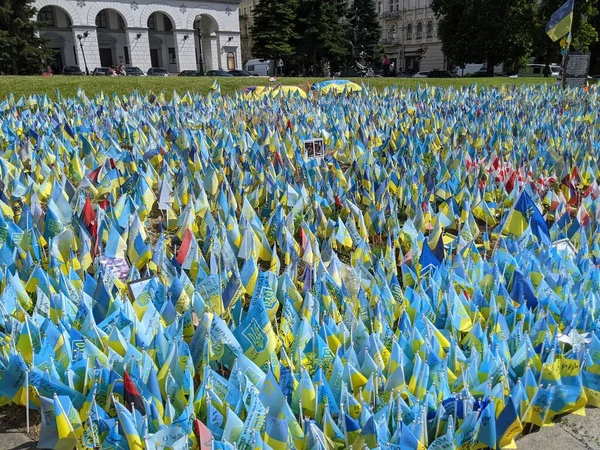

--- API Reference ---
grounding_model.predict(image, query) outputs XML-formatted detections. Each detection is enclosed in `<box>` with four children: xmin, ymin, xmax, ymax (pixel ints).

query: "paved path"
<box><xmin>517</xmin><ymin>408</ymin><xmax>600</xmax><ymax>450</ymax></box>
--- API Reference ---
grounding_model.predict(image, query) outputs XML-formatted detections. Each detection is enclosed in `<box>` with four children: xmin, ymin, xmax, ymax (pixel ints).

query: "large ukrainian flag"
<box><xmin>546</xmin><ymin>0</ymin><xmax>574</xmax><ymax>42</ymax></box>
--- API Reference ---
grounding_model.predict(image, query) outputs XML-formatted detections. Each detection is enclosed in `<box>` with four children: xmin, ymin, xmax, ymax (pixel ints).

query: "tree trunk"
<box><xmin>486</xmin><ymin>57</ymin><xmax>495</xmax><ymax>76</ymax></box>
<box><xmin>11</xmin><ymin>45</ymin><xmax>17</xmax><ymax>75</ymax></box>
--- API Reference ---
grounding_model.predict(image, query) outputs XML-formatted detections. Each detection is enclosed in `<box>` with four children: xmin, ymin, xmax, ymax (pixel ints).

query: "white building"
<box><xmin>35</xmin><ymin>0</ymin><xmax>242</xmax><ymax>74</ymax></box>
<box><xmin>378</xmin><ymin>0</ymin><xmax>446</xmax><ymax>74</ymax></box>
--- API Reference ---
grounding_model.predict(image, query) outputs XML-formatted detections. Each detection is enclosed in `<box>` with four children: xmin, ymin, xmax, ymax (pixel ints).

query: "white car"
<box><xmin>412</xmin><ymin>71</ymin><xmax>429</xmax><ymax>78</ymax></box>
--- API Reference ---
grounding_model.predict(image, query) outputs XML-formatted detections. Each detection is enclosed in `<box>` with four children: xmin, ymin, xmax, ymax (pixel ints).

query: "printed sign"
<box><xmin>563</xmin><ymin>52</ymin><xmax>590</xmax><ymax>88</ymax></box>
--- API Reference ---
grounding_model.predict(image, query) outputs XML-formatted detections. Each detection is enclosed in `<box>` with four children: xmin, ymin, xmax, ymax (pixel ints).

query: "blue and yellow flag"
<box><xmin>546</xmin><ymin>0</ymin><xmax>574</xmax><ymax>42</ymax></box>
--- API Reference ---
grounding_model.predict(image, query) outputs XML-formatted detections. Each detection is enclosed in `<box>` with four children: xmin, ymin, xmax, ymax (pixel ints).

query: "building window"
<box><xmin>416</xmin><ymin>22</ymin><xmax>423</xmax><ymax>39</ymax></box>
<box><xmin>227</xmin><ymin>52</ymin><xmax>235</xmax><ymax>70</ymax></box>
<box><xmin>148</xmin><ymin>14</ymin><xmax>155</xmax><ymax>30</ymax></box>
<box><xmin>165</xmin><ymin>17</ymin><xmax>173</xmax><ymax>31</ymax></box>
<box><xmin>96</xmin><ymin>11</ymin><xmax>108</xmax><ymax>28</ymax></box>
<box><xmin>168</xmin><ymin>47</ymin><xmax>176</xmax><ymax>64</ymax></box>
<box><xmin>66</xmin><ymin>15</ymin><xmax>72</xmax><ymax>27</ymax></box>
<box><xmin>388</xmin><ymin>25</ymin><xmax>396</xmax><ymax>42</ymax></box>
<box><xmin>407</xmin><ymin>23</ymin><xmax>412</xmax><ymax>40</ymax></box>
<box><xmin>395</xmin><ymin>0</ymin><xmax>400</xmax><ymax>11</ymax></box>
<box><xmin>378</xmin><ymin>2</ymin><xmax>381</xmax><ymax>14</ymax></box>
<box><xmin>118</xmin><ymin>15</ymin><xmax>125</xmax><ymax>30</ymax></box>
<box><xmin>124</xmin><ymin>46</ymin><xmax>130</xmax><ymax>64</ymax></box>
<box><xmin>427</xmin><ymin>21</ymin><xmax>433</xmax><ymax>38</ymax></box>
<box><xmin>38</xmin><ymin>7</ymin><xmax>55</xmax><ymax>27</ymax></box>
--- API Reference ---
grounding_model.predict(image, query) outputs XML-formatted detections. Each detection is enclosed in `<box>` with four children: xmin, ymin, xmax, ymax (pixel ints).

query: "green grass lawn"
<box><xmin>0</xmin><ymin>75</ymin><xmax>554</xmax><ymax>100</ymax></box>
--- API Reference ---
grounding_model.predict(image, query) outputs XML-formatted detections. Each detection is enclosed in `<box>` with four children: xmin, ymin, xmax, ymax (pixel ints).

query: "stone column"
<box><xmin>72</xmin><ymin>26</ymin><xmax>100</xmax><ymax>74</ymax></box>
<box><xmin>173</xmin><ymin>29</ymin><xmax>197</xmax><ymax>72</ymax></box>
<box><xmin>126</xmin><ymin>28</ymin><xmax>152</xmax><ymax>71</ymax></box>
<box><xmin>202</xmin><ymin>34</ymin><xmax>219</xmax><ymax>71</ymax></box>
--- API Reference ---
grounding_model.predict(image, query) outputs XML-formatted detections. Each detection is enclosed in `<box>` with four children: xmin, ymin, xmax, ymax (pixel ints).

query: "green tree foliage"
<box><xmin>533</xmin><ymin>0</ymin><xmax>598</xmax><ymax>75</ymax></box>
<box><xmin>348</xmin><ymin>0</ymin><xmax>382</xmax><ymax>66</ymax></box>
<box><xmin>294</xmin><ymin>0</ymin><xmax>349</xmax><ymax>74</ymax></box>
<box><xmin>0</xmin><ymin>0</ymin><xmax>53</xmax><ymax>74</ymax></box>
<box><xmin>432</xmin><ymin>0</ymin><xmax>537</xmax><ymax>74</ymax></box>
<box><xmin>251</xmin><ymin>0</ymin><xmax>299</xmax><ymax>71</ymax></box>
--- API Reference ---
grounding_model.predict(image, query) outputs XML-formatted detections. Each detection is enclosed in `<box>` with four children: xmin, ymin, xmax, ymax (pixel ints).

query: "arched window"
<box><xmin>416</xmin><ymin>22</ymin><xmax>423</xmax><ymax>39</ymax></box>
<box><xmin>427</xmin><ymin>21</ymin><xmax>433</xmax><ymax>38</ymax></box>
<box><xmin>38</xmin><ymin>6</ymin><xmax>55</xmax><ymax>27</ymax></box>
<box><xmin>407</xmin><ymin>23</ymin><xmax>413</xmax><ymax>40</ymax></box>
<box><xmin>96</xmin><ymin>10</ymin><xmax>108</xmax><ymax>28</ymax></box>
<box><xmin>227</xmin><ymin>52</ymin><xmax>235</xmax><ymax>70</ymax></box>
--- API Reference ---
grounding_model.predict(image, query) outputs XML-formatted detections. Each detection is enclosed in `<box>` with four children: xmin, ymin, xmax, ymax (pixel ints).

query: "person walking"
<box><xmin>382</xmin><ymin>55</ymin><xmax>390</xmax><ymax>77</ymax></box>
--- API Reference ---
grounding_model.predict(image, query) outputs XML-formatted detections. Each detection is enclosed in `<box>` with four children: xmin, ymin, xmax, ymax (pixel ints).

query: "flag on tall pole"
<box><xmin>546</xmin><ymin>0</ymin><xmax>575</xmax><ymax>42</ymax></box>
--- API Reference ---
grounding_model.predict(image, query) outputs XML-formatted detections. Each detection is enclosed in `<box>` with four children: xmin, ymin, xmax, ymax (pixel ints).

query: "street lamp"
<box><xmin>76</xmin><ymin>31</ymin><xmax>90</xmax><ymax>75</ymax></box>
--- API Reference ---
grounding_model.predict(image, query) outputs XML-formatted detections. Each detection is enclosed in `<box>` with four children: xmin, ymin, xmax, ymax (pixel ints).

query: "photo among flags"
<box><xmin>0</xmin><ymin>81</ymin><xmax>598</xmax><ymax>449</ymax></box>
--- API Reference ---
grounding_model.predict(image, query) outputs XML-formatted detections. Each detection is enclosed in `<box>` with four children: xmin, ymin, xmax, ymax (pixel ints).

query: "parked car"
<box><xmin>178</xmin><ymin>70</ymin><xmax>200</xmax><ymax>76</ymax></box>
<box><xmin>244</xmin><ymin>59</ymin><xmax>274</xmax><ymax>76</ymax></box>
<box><xmin>427</xmin><ymin>70</ymin><xmax>454</xmax><ymax>78</ymax></box>
<box><xmin>147</xmin><ymin>67</ymin><xmax>169</xmax><ymax>76</ymax></box>
<box><xmin>519</xmin><ymin>64</ymin><xmax>562</xmax><ymax>78</ymax></box>
<box><xmin>412</xmin><ymin>71</ymin><xmax>429</xmax><ymax>78</ymax></box>
<box><xmin>228</xmin><ymin>69</ymin><xmax>253</xmax><ymax>77</ymax></box>
<box><xmin>92</xmin><ymin>67</ymin><xmax>111</xmax><ymax>76</ymax></box>
<box><xmin>126</xmin><ymin>67</ymin><xmax>146</xmax><ymax>77</ymax></box>
<box><xmin>205</xmin><ymin>70</ymin><xmax>234</xmax><ymax>77</ymax></box>
<box><xmin>63</xmin><ymin>66</ymin><xmax>83</xmax><ymax>75</ymax></box>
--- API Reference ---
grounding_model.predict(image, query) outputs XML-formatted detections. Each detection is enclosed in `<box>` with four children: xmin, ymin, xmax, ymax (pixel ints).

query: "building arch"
<box><xmin>139</xmin><ymin>5</ymin><xmax>183</xmax><ymax>29</ymax></box>
<box><xmin>33</xmin><ymin>0</ymin><xmax>80</xmax><ymax>23</ymax></box>
<box><xmin>87</xmin><ymin>2</ymin><xmax>134</xmax><ymax>28</ymax></box>
<box><xmin>185</xmin><ymin>10</ymin><xmax>223</xmax><ymax>31</ymax></box>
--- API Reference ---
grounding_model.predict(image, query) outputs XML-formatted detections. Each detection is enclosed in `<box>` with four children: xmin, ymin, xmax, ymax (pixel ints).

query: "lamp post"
<box><xmin>76</xmin><ymin>31</ymin><xmax>90</xmax><ymax>75</ymax></box>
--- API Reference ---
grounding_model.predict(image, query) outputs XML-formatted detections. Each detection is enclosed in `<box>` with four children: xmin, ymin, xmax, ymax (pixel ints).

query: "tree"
<box><xmin>0</xmin><ymin>0</ymin><xmax>54</xmax><ymax>74</ymax></box>
<box><xmin>432</xmin><ymin>0</ymin><xmax>537</xmax><ymax>75</ymax></box>
<box><xmin>294</xmin><ymin>0</ymin><xmax>349</xmax><ymax>75</ymax></box>
<box><xmin>348</xmin><ymin>0</ymin><xmax>382</xmax><ymax>67</ymax></box>
<box><xmin>534</xmin><ymin>0</ymin><xmax>598</xmax><ymax>74</ymax></box>
<box><xmin>251</xmin><ymin>0</ymin><xmax>298</xmax><ymax>74</ymax></box>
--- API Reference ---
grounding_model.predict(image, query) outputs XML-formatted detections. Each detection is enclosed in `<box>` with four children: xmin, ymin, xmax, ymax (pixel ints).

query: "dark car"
<box><xmin>147</xmin><ymin>67</ymin><xmax>169</xmax><ymax>77</ymax></box>
<box><xmin>126</xmin><ymin>67</ymin><xmax>145</xmax><ymax>76</ymax></box>
<box><xmin>206</xmin><ymin>70</ymin><xmax>234</xmax><ymax>77</ymax></box>
<box><xmin>179</xmin><ymin>70</ymin><xmax>200</xmax><ymax>76</ymax></box>
<box><xmin>92</xmin><ymin>67</ymin><xmax>111</xmax><ymax>76</ymax></box>
<box><xmin>228</xmin><ymin>69</ymin><xmax>253</xmax><ymax>77</ymax></box>
<box><xmin>427</xmin><ymin>70</ymin><xmax>454</xmax><ymax>78</ymax></box>
<box><xmin>63</xmin><ymin>65</ymin><xmax>83</xmax><ymax>75</ymax></box>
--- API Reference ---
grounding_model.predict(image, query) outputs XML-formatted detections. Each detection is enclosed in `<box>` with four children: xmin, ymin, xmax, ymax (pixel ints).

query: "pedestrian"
<box><xmin>118</xmin><ymin>61</ymin><xmax>126</xmax><ymax>76</ymax></box>
<box><xmin>389</xmin><ymin>61</ymin><xmax>395</xmax><ymax>77</ymax></box>
<box><xmin>382</xmin><ymin>55</ymin><xmax>390</xmax><ymax>77</ymax></box>
<box><xmin>277</xmin><ymin>59</ymin><xmax>284</xmax><ymax>76</ymax></box>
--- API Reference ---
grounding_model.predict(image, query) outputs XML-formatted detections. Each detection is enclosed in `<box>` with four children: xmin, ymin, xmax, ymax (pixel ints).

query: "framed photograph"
<box><xmin>313</xmin><ymin>138</ymin><xmax>324</xmax><ymax>158</ymax></box>
<box><xmin>305</xmin><ymin>139</ymin><xmax>315</xmax><ymax>158</ymax></box>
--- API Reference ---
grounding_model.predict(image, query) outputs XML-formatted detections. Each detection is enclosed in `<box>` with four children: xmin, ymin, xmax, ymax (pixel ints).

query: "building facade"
<box><xmin>378</xmin><ymin>0</ymin><xmax>445</xmax><ymax>74</ymax></box>
<box><xmin>238</xmin><ymin>0</ymin><xmax>255</xmax><ymax>65</ymax></box>
<box><xmin>35</xmin><ymin>0</ymin><xmax>242</xmax><ymax>74</ymax></box>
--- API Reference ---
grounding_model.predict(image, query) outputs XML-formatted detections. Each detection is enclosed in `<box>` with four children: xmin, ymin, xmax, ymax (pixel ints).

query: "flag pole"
<box><xmin>25</xmin><ymin>368</ymin><xmax>29</xmax><ymax>434</ymax></box>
